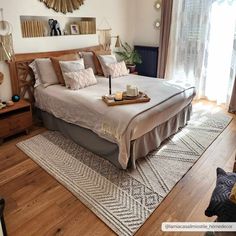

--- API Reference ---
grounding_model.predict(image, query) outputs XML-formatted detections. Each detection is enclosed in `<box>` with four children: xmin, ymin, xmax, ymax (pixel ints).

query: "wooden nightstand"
<box><xmin>0</xmin><ymin>100</ymin><xmax>32</xmax><ymax>144</ymax></box>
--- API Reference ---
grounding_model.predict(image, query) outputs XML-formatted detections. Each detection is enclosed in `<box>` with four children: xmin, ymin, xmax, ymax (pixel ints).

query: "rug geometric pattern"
<box><xmin>17</xmin><ymin>107</ymin><xmax>232</xmax><ymax>236</ymax></box>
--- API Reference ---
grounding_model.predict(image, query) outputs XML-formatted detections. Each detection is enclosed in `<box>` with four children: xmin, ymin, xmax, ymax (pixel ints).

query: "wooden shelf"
<box><xmin>20</xmin><ymin>15</ymin><xmax>96</xmax><ymax>38</ymax></box>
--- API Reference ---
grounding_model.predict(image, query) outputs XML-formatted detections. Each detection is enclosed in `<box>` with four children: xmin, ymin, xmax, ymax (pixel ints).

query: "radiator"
<box><xmin>134</xmin><ymin>45</ymin><xmax>159</xmax><ymax>77</ymax></box>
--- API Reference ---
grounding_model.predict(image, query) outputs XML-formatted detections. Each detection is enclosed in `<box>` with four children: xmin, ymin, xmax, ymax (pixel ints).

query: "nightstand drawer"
<box><xmin>0</xmin><ymin>112</ymin><xmax>32</xmax><ymax>137</ymax></box>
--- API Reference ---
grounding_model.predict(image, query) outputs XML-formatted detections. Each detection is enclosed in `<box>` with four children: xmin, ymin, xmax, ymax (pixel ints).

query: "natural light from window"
<box><xmin>205</xmin><ymin>0</ymin><xmax>236</xmax><ymax>104</ymax></box>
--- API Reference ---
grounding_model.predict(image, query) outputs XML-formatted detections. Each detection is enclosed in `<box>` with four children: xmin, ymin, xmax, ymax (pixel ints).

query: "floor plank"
<box><xmin>0</xmin><ymin>103</ymin><xmax>235</xmax><ymax>236</ymax></box>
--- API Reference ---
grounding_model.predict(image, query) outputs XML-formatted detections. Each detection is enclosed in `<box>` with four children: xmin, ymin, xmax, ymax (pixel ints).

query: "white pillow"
<box><xmin>64</xmin><ymin>68</ymin><xmax>97</xmax><ymax>90</ymax></box>
<box><xmin>97</xmin><ymin>55</ymin><xmax>117</xmax><ymax>77</ymax></box>
<box><xmin>59</xmin><ymin>59</ymin><xmax>85</xmax><ymax>81</ymax></box>
<box><xmin>29</xmin><ymin>60</ymin><xmax>42</xmax><ymax>88</ymax></box>
<box><xmin>107</xmin><ymin>61</ymin><xmax>129</xmax><ymax>78</ymax></box>
<box><xmin>34</xmin><ymin>58</ymin><xmax>59</xmax><ymax>88</ymax></box>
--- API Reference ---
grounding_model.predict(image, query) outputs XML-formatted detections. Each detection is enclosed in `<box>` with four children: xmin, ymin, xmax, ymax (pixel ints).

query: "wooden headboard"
<box><xmin>8</xmin><ymin>45</ymin><xmax>102</xmax><ymax>104</ymax></box>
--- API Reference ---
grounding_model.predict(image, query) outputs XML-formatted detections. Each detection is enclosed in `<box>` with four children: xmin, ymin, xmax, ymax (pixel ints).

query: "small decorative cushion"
<box><xmin>34</xmin><ymin>58</ymin><xmax>59</xmax><ymax>88</ymax></box>
<box><xmin>80</xmin><ymin>52</ymin><xmax>97</xmax><ymax>75</ymax></box>
<box><xmin>59</xmin><ymin>59</ymin><xmax>85</xmax><ymax>75</ymax></box>
<box><xmin>230</xmin><ymin>183</ymin><xmax>236</xmax><ymax>204</ymax></box>
<box><xmin>106</xmin><ymin>61</ymin><xmax>129</xmax><ymax>78</ymax></box>
<box><xmin>205</xmin><ymin>168</ymin><xmax>236</xmax><ymax>222</ymax></box>
<box><xmin>97</xmin><ymin>54</ymin><xmax>118</xmax><ymax>77</ymax></box>
<box><xmin>93</xmin><ymin>50</ymin><xmax>111</xmax><ymax>76</ymax></box>
<box><xmin>51</xmin><ymin>53</ymin><xmax>80</xmax><ymax>85</ymax></box>
<box><xmin>29</xmin><ymin>60</ymin><xmax>42</xmax><ymax>88</ymax></box>
<box><xmin>64</xmin><ymin>68</ymin><xmax>97</xmax><ymax>90</ymax></box>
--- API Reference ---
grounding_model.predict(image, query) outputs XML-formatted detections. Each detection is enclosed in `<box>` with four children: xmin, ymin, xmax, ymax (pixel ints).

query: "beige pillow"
<box><xmin>29</xmin><ymin>60</ymin><xmax>42</xmax><ymax>88</ymax></box>
<box><xmin>93</xmin><ymin>50</ymin><xmax>111</xmax><ymax>76</ymax></box>
<box><xmin>97</xmin><ymin>55</ymin><xmax>117</xmax><ymax>78</ymax></box>
<box><xmin>64</xmin><ymin>68</ymin><xmax>97</xmax><ymax>90</ymax></box>
<box><xmin>107</xmin><ymin>61</ymin><xmax>129</xmax><ymax>78</ymax></box>
<box><xmin>51</xmin><ymin>53</ymin><xmax>80</xmax><ymax>85</ymax></box>
<box><xmin>80</xmin><ymin>52</ymin><xmax>97</xmax><ymax>74</ymax></box>
<box><xmin>34</xmin><ymin>58</ymin><xmax>59</xmax><ymax>88</ymax></box>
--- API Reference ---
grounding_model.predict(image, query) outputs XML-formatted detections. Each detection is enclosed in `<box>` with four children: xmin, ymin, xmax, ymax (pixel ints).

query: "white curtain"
<box><xmin>166</xmin><ymin>0</ymin><xmax>236</xmax><ymax>106</ymax></box>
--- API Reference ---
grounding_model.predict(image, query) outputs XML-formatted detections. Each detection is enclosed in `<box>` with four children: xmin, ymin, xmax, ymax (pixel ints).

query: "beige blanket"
<box><xmin>35</xmin><ymin>74</ymin><xmax>195</xmax><ymax>169</ymax></box>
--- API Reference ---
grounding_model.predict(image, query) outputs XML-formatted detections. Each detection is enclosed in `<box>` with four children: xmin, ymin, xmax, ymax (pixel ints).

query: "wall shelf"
<box><xmin>20</xmin><ymin>15</ymin><xmax>96</xmax><ymax>38</ymax></box>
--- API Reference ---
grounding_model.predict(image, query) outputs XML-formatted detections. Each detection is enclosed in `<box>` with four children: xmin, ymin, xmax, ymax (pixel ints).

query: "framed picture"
<box><xmin>70</xmin><ymin>24</ymin><xmax>79</xmax><ymax>35</ymax></box>
<box><xmin>0</xmin><ymin>199</ymin><xmax>7</xmax><ymax>236</ymax></box>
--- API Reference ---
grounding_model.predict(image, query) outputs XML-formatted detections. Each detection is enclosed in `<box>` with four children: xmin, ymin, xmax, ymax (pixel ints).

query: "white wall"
<box><xmin>0</xmin><ymin>0</ymin><xmax>134</xmax><ymax>100</ymax></box>
<box><xmin>133</xmin><ymin>0</ymin><xmax>161</xmax><ymax>47</ymax></box>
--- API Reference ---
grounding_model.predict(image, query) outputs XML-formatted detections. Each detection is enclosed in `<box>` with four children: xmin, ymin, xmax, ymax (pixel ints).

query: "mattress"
<box><xmin>35</xmin><ymin>74</ymin><xmax>196</xmax><ymax>168</ymax></box>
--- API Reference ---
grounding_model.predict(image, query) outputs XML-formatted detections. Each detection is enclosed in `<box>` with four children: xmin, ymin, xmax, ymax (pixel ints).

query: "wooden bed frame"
<box><xmin>7</xmin><ymin>46</ymin><xmax>195</xmax><ymax>169</ymax></box>
<box><xmin>8</xmin><ymin>45</ymin><xmax>102</xmax><ymax>104</ymax></box>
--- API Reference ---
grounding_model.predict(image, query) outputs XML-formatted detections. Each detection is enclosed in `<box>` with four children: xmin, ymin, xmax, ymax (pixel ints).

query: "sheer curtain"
<box><xmin>165</xmin><ymin>0</ymin><xmax>236</xmax><ymax>109</ymax></box>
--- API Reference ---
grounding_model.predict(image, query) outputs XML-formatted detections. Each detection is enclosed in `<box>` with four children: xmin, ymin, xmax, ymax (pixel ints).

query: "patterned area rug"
<box><xmin>17</xmin><ymin>106</ymin><xmax>232</xmax><ymax>236</ymax></box>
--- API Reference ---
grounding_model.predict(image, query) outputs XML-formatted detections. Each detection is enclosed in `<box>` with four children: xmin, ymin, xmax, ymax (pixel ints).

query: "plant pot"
<box><xmin>126</xmin><ymin>64</ymin><xmax>136</xmax><ymax>73</ymax></box>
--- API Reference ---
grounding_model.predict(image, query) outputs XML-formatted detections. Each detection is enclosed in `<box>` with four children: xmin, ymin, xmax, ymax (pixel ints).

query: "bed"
<box><xmin>9</xmin><ymin>46</ymin><xmax>196</xmax><ymax>169</ymax></box>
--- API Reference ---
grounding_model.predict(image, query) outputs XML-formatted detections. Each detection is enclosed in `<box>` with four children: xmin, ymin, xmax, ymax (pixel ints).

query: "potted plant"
<box><xmin>115</xmin><ymin>42</ymin><xmax>142</xmax><ymax>73</ymax></box>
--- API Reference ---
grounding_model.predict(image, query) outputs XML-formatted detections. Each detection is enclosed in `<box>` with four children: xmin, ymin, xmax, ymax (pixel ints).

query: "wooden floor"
<box><xmin>0</xmin><ymin>101</ymin><xmax>236</xmax><ymax>236</ymax></box>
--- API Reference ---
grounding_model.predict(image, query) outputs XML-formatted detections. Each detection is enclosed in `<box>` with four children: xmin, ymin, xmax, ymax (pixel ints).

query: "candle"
<box><xmin>109</xmin><ymin>75</ymin><xmax>112</xmax><ymax>95</ymax></box>
<box><xmin>115</xmin><ymin>91</ymin><xmax>123</xmax><ymax>101</ymax></box>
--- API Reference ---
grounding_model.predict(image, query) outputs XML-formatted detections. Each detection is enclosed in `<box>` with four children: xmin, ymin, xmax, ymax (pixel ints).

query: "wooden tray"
<box><xmin>102</xmin><ymin>92</ymin><xmax>150</xmax><ymax>106</ymax></box>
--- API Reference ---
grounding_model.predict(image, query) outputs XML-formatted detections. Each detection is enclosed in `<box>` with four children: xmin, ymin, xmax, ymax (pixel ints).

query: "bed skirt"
<box><xmin>36</xmin><ymin>104</ymin><xmax>192</xmax><ymax>169</ymax></box>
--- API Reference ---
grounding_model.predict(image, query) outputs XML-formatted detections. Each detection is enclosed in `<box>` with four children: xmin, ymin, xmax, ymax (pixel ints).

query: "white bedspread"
<box><xmin>35</xmin><ymin>74</ymin><xmax>195</xmax><ymax>169</ymax></box>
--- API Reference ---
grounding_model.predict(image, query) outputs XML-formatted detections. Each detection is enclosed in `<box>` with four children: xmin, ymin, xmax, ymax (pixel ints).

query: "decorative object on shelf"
<box><xmin>39</xmin><ymin>0</ymin><xmax>86</xmax><ymax>14</ymax></box>
<box><xmin>21</xmin><ymin>20</ymin><xmax>46</xmax><ymax>38</ymax></box>
<box><xmin>48</xmin><ymin>19</ymin><xmax>61</xmax><ymax>36</ymax></box>
<box><xmin>70</xmin><ymin>24</ymin><xmax>79</xmax><ymax>35</ymax></box>
<box><xmin>12</xmin><ymin>95</ymin><xmax>20</xmax><ymax>102</ymax></box>
<box><xmin>115</xmin><ymin>42</ymin><xmax>142</xmax><ymax>73</ymax></box>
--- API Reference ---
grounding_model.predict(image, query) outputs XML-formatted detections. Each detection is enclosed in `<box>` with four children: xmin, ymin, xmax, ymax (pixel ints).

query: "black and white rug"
<box><xmin>17</xmin><ymin>106</ymin><xmax>232</xmax><ymax>236</ymax></box>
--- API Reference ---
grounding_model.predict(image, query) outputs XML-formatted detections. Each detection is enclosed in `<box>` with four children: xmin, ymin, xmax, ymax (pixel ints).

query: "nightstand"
<box><xmin>0</xmin><ymin>100</ymin><xmax>32</xmax><ymax>144</ymax></box>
